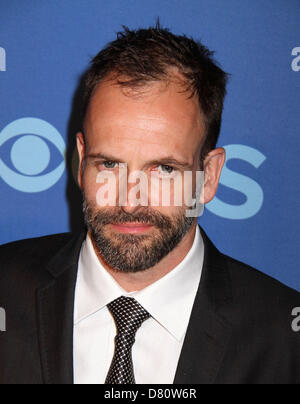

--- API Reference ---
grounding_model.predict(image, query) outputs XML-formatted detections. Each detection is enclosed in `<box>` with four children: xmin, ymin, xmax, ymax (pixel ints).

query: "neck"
<box><xmin>91</xmin><ymin>223</ymin><xmax>197</xmax><ymax>292</ymax></box>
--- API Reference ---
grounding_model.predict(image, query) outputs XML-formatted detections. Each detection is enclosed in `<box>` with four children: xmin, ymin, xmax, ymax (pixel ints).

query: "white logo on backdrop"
<box><xmin>0</xmin><ymin>118</ymin><xmax>66</xmax><ymax>192</ymax></box>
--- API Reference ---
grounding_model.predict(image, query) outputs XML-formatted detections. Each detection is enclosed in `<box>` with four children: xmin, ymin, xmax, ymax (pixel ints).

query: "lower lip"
<box><xmin>111</xmin><ymin>224</ymin><xmax>154</xmax><ymax>234</ymax></box>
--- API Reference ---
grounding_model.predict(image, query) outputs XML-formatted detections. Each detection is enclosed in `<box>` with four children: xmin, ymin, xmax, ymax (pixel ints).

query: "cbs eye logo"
<box><xmin>0</xmin><ymin>118</ymin><xmax>66</xmax><ymax>193</ymax></box>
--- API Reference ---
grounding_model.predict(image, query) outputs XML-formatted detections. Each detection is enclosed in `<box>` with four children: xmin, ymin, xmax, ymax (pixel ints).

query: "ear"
<box><xmin>203</xmin><ymin>147</ymin><xmax>226</xmax><ymax>204</ymax></box>
<box><xmin>76</xmin><ymin>132</ymin><xmax>85</xmax><ymax>189</ymax></box>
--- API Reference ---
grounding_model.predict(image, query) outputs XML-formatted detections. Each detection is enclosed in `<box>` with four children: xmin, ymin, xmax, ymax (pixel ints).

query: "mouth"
<box><xmin>110</xmin><ymin>222</ymin><xmax>154</xmax><ymax>234</ymax></box>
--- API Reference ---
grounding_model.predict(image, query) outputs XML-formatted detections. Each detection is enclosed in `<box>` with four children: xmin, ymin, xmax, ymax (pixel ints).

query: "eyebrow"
<box><xmin>86</xmin><ymin>153</ymin><xmax>193</xmax><ymax>169</ymax></box>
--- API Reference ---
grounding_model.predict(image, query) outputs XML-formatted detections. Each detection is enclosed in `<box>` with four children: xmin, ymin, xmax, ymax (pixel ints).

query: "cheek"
<box><xmin>82</xmin><ymin>167</ymin><xmax>101</xmax><ymax>200</ymax></box>
<box><xmin>154</xmin><ymin>206</ymin><xmax>185</xmax><ymax>220</ymax></box>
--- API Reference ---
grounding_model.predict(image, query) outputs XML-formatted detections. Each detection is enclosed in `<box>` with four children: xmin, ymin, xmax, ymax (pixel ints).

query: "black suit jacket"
<box><xmin>0</xmin><ymin>226</ymin><xmax>300</xmax><ymax>384</ymax></box>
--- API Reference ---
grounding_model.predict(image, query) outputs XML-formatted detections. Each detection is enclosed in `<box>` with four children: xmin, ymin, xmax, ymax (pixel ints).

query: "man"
<box><xmin>0</xmin><ymin>23</ymin><xmax>300</xmax><ymax>385</ymax></box>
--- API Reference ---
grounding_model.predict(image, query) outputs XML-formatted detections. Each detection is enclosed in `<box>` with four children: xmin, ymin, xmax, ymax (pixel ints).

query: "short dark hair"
<box><xmin>83</xmin><ymin>21</ymin><xmax>229</xmax><ymax>164</ymax></box>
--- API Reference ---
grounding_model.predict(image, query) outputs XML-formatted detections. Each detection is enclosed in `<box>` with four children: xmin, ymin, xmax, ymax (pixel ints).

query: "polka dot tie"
<box><xmin>105</xmin><ymin>296</ymin><xmax>151</xmax><ymax>384</ymax></box>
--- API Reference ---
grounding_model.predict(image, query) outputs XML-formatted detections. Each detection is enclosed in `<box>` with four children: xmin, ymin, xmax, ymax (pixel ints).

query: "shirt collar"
<box><xmin>74</xmin><ymin>225</ymin><xmax>204</xmax><ymax>342</ymax></box>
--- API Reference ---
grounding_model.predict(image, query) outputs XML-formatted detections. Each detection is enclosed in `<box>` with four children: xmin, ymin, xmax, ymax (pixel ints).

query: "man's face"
<box><xmin>77</xmin><ymin>76</ymin><xmax>207</xmax><ymax>273</ymax></box>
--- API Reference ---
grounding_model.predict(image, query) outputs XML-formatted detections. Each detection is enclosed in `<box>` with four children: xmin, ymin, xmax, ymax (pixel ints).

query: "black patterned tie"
<box><xmin>105</xmin><ymin>296</ymin><xmax>151</xmax><ymax>384</ymax></box>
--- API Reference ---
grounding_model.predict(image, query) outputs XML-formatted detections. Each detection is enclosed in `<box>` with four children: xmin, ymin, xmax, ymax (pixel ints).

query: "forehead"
<box><xmin>84</xmin><ymin>77</ymin><xmax>205</xmax><ymax>161</ymax></box>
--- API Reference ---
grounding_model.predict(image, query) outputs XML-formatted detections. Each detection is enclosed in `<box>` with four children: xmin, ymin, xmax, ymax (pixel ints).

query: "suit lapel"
<box><xmin>174</xmin><ymin>227</ymin><xmax>233</xmax><ymax>384</ymax></box>
<box><xmin>36</xmin><ymin>233</ymin><xmax>86</xmax><ymax>384</ymax></box>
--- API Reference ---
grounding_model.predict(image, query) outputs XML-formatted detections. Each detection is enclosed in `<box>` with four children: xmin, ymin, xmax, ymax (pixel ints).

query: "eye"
<box><xmin>0</xmin><ymin>118</ymin><xmax>65</xmax><ymax>193</ymax></box>
<box><xmin>156</xmin><ymin>164</ymin><xmax>177</xmax><ymax>177</ymax></box>
<box><xmin>160</xmin><ymin>165</ymin><xmax>174</xmax><ymax>174</ymax></box>
<box><xmin>102</xmin><ymin>161</ymin><xmax>119</xmax><ymax>169</ymax></box>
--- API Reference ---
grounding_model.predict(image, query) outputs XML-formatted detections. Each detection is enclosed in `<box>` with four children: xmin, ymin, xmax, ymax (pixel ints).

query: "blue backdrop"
<box><xmin>0</xmin><ymin>0</ymin><xmax>299</xmax><ymax>291</ymax></box>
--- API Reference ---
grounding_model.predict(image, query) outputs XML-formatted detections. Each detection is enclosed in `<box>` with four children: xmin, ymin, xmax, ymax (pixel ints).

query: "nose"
<box><xmin>120</xmin><ymin>182</ymin><xmax>146</xmax><ymax>215</ymax></box>
<box><xmin>121</xmin><ymin>204</ymin><xmax>143</xmax><ymax>215</ymax></box>
<box><xmin>119</xmin><ymin>169</ymin><xmax>149</xmax><ymax>215</ymax></box>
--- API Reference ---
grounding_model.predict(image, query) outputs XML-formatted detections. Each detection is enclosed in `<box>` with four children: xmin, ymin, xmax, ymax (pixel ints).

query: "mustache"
<box><xmin>83</xmin><ymin>203</ymin><xmax>174</xmax><ymax>230</ymax></box>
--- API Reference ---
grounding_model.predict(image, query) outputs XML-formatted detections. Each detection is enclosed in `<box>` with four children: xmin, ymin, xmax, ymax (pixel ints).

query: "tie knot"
<box><xmin>107</xmin><ymin>296</ymin><xmax>151</xmax><ymax>338</ymax></box>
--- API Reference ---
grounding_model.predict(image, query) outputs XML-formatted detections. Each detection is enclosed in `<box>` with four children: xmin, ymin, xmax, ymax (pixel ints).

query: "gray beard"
<box><xmin>82</xmin><ymin>199</ymin><xmax>195</xmax><ymax>273</ymax></box>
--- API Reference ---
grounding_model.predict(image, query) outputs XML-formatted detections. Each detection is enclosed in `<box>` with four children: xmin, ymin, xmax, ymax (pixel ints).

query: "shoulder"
<box><xmin>211</xmin><ymin>253</ymin><xmax>300</xmax><ymax>383</ymax></box>
<box><xmin>223</xmin><ymin>253</ymin><xmax>300</xmax><ymax>304</ymax></box>
<box><xmin>0</xmin><ymin>233</ymin><xmax>81</xmax><ymax>283</ymax></box>
<box><xmin>200</xmin><ymin>226</ymin><xmax>300</xmax><ymax>306</ymax></box>
<box><xmin>219</xmin><ymin>252</ymin><xmax>300</xmax><ymax>343</ymax></box>
<box><xmin>200</xmin><ymin>225</ymin><xmax>300</xmax><ymax>334</ymax></box>
<box><xmin>0</xmin><ymin>233</ymin><xmax>74</xmax><ymax>263</ymax></box>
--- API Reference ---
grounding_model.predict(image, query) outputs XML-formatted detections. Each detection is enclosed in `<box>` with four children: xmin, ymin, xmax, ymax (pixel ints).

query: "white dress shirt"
<box><xmin>73</xmin><ymin>225</ymin><xmax>204</xmax><ymax>384</ymax></box>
